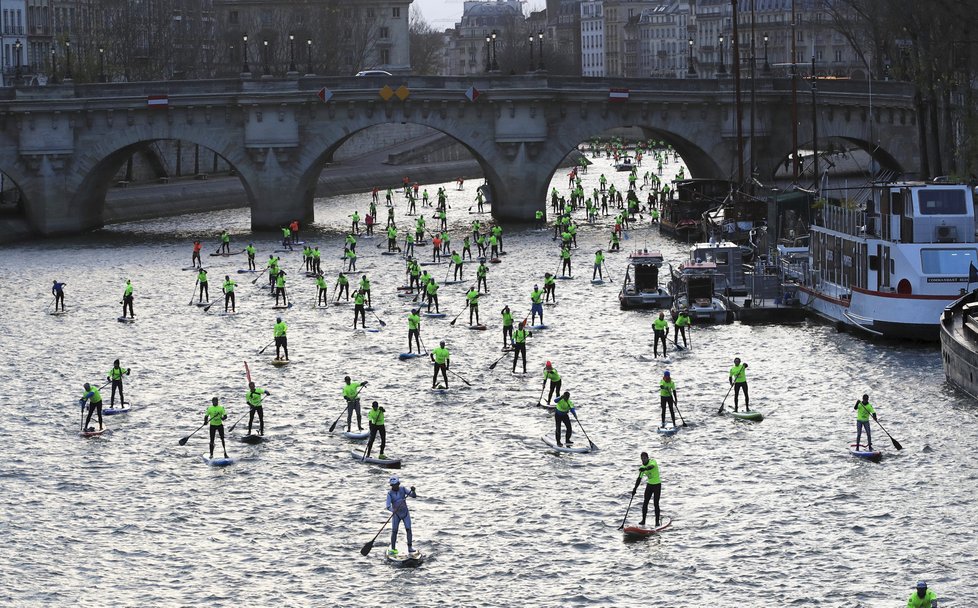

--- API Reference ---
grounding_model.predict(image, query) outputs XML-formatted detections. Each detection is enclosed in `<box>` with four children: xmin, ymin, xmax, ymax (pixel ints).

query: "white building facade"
<box><xmin>580</xmin><ymin>0</ymin><xmax>604</xmax><ymax>76</ymax></box>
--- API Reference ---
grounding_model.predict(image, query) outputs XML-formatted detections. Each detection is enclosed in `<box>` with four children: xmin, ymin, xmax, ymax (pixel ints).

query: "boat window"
<box><xmin>920</xmin><ymin>248</ymin><xmax>978</xmax><ymax>274</ymax></box>
<box><xmin>918</xmin><ymin>189</ymin><xmax>967</xmax><ymax>215</ymax></box>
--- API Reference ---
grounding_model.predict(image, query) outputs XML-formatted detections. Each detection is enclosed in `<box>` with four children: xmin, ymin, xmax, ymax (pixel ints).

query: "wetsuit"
<box><xmin>316</xmin><ymin>276</ymin><xmax>328</xmax><ymax>307</ymax></box>
<box><xmin>343</xmin><ymin>381</ymin><xmax>366</xmax><ymax>432</ymax></box>
<box><xmin>366</xmin><ymin>405</ymin><xmax>386</xmax><ymax>458</ymax></box>
<box><xmin>659</xmin><ymin>378</ymin><xmax>677</xmax><ymax>427</ymax></box>
<box><xmin>407</xmin><ymin>311</ymin><xmax>421</xmax><ymax>353</ymax></box>
<box><xmin>274</xmin><ymin>320</ymin><xmax>289</xmax><ymax>360</ymax></box>
<box><xmin>353</xmin><ymin>291</ymin><xmax>367</xmax><ymax>329</ymax></box>
<box><xmin>122</xmin><ymin>282</ymin><xmax>134</xmax><ymax>318</ymax></box>
<box><xmin>632</xmin><ymin>458</ymin><xmax>662</xmax><ymax>527</ymax></box>
<box><xmin>544</xmin><ymin>368</ymin><xmax>561</xmax><ymax>404</ymax></box>
<box><xmin>387</xmin><ymin>485</ymin><xmax>418</xmax><ymax>553</ymax></box>
<box><xmin>729</xmin><ymin>363</ymin><xmax>749</xmax><ymax>411</ymax></box>
<box><xmin>554</xmin><ymin>395</ymin><xmax>574</xmax><ymax>446</ymax></box>
<box><xmin>501</xmin><ymin>308</ymin><xmax>513</xmax><ymax>348</ymax></box>
<box><xmin>653</xmin><ymin>318</ymin><xmax>669</xmax><ymax>357</ymax></box>
<box><xmin>106</xmin><ymin>365</ymin><xmax>129</xmax><ymax>406</ymax></box>
<box><xmin>431</xmin><ymin>346</ymin><xmax>450</xmax><ymax>389</ymax></box>
<box><xmin>467</xmin><ymin>289</ymin><xmax>480</xmax><ymax>325</ymax></box>
<box><xmin>197</xmin><ymin>270</ymin><xmax>209</xmax><ymax>302</ymax></box>
<box><xmin>246</xmin><ymin>387</ymin><xmax>267</xmax><ymax>435</ymax></box>
<box><xmin>512</xmin><ymin>327</ymin><xmax>529</xmax><ymax>373</ymax></box>
<box><xmin>81</xmin><ymin>385</ymin><xmax>103</xmax><ymax>431</ymax></box>
<box><xmin>52</xmin><ymin>281</ymin><xmax>66</xmax><ymax>311</ymax></box>
<box><xmin>674</xmin><ymin>313</ymin><xmax>690</xmax><ymax>347</ymax></box>
<box><xmin>206</xmin><ymin>402</ymin><xmax>227</xmax><ymax>458</ymax></box>
<box><xmin>223</xmin><ymin>278</ymin><xmax>236</xmax><ymax>312</ymax></box>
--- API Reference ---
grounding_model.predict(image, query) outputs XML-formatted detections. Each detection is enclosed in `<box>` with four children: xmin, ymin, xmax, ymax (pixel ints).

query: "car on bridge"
<box><xmin>355</xmin><ymin>70</ymin><xmax>392</xmax><ymax>77</ymax></box>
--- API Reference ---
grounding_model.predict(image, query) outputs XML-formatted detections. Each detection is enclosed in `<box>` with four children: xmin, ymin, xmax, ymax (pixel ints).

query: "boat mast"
<box><xmin>810</xmin><ymin>16</ymin><xmax>818</xmax><ymax>194</ymax></box>
<box><xmin>791</xmin><ymin>0</ymin><xmax>798</xmax><ymax>180</ymax></box>
<box><xmin>749</xmin><ymin>0</ymin><xmax>756</xmax><ymax>193</ymax></box>
<box><xmin>732</xmin><ymin>0</ymin><xmax>745</xmax><ymax>187</ymax></box>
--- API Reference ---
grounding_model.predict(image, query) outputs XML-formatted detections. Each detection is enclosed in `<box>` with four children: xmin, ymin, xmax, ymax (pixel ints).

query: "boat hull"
<box><xmin>940</xmin><ymin>292</ymin><xmax>978</xmax><ymax>399</ymax></box>
<box><xmin>798</xmin><ymin>284</ymin><xmax>947</xmax><ymax>341</ymax></box>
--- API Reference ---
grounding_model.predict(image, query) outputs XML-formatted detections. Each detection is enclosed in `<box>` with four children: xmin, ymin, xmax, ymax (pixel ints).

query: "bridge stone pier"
<box><xmin>0</xmin><ymin>76</ymin><xmax>920</xmax><ymax>236</ymax></box>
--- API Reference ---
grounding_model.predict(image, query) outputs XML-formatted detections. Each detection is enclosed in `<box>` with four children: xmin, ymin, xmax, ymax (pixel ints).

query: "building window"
<box><xmin>380</xmin><ymin>49</ymin><xmax>390</xmax><ymax>64</ymax></box>
<box><xmin>379</xmin><ymin>27</ymin><xmax>389</xmax><ymax>39</ymax></box>
<box><xmin>392</xmin><ymin>7</ymin><xmax>401</xmax><ymax>18</ymax></box>
<box><xmin>229</xmin><ymin>10</ymin><xmax>238</xmax><ymax>25</ymax></box>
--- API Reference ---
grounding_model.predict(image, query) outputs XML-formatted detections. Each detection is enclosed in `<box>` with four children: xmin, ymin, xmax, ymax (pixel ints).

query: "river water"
<box><xmin>1</xmin><ymin>152</ymin><xmax>976</xmax><ymax>607</ymax></box>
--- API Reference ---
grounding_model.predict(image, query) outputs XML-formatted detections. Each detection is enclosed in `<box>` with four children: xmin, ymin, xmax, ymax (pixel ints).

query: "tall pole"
<box><xmin>491</xmin><ymin>30</ymin><xmax>498</xmax><ymax>72</ymax></box>
<box><xmin>538</xmin><ymin>30</ymin><xmax>545</xmax><ymax>70</ymax></box>
<box><xmin>485</xmin><ymin>35</ymin><xmax>491</xmax><ymax>72</ymax></box>
<box><xmin>65</xmin><ymin>37</ymin><xmax>72</xmax><ymax>81</ymax></box>
<box><xmin>263</xmin><ymin>39</ymin><xmax>270</xmax><ymax>76</ymax></box>
<box><xmin>242</xmin><ymin>33</ymin><xmax>250</xmax><ymax>74</ymax></box>
<box><xmin>718</xmin><ymin>35</ymin><xmax>725</xmax><ymax>74</ymax></box>
<box><xmin>14</xmin><ymin>39</ymin><xmax>22</xmax><ymax>81</ymax></box>
<box><xmin>732</xmin><ymin>0</ymin><xmax>744</xmax><ymax>187</ymax></box>
<box><xmin>529</xmin><ymin>34</ymin><xmax>534</xmax><ymax>72</ymax></box>
<box><xmin>790</xmin><ymin>1</ymin><xmax>798</xmax><ymax>179</ymax></box>
<box><xmin>99</xmin><ymin>46</ymin><xmax>105</xmax><ymax>82</ymax></box>
<box><xmin>688</xmin><ymin>38</ymin><xmax>696</xmax><ymax>75</ymax></box>
<box><xmin>50</xmin><ymin>47</ymin><xmax>57</xmax><ymax>84</ymax></box>
<box><xmin>306</xmin><ymin>39</ymin><xmax>312</xmax><ymax>75</ymax></box>
<box><xmin>811</xmin><ymin>53</ymin><xmax>819</xmax><ymax>191</ymax></box>
<box><xmin>288</xmin><ymin>34</ymin><xmax>297</xmax><ymax>73</ymax></box>
<box><xmin>749</xmin><ymin>0</ymin><xmax>756</xmax><ymax>189</ymax></box>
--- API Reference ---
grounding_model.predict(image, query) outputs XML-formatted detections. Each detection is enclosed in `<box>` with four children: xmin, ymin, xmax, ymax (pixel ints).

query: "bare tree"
<box><xmin>410</xmin><ymin>7</ymin><xmax>444</xmax><ymax>75</ymax></box>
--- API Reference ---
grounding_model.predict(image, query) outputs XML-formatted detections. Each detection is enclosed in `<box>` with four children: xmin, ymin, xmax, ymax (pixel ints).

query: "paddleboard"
<box><xmin>239</xmin><ymin>434</ymin><xmax>264</xmax><ymax>444</ymax></box>
<box><xmin>353</xmin><ymin>328</ymin><xmax>382</xmax><ymax>334</ymax></box>
<box><xmin>849</xmin><ymin>444</ymin><xmax>882</xmax><ymax>463</ymax></box>
<box><xmin>728</xmin><ymin>410</ymin><xmax>763</xmax><ymax>422</ymax></box>
<box><xmin>182</xmin><ymin>266</ymin><xmax>201</xmax><ymax>271</ymax></box>
<box><xmin>194</xmin><ymin>301</ymin><xmax>211</xmax><ymax>307</ymax></box>
<box><xmin>398</xmin><ymin>353</ymin><xmax>422</xmax><ymax>360</ymax></box>
<box><xmin>431</xmin><ymin>386</ymin><xmax>450</xmax><ymax>393</ymax></box>
<box><xmin>102</xmin><ymin>403</ymin><xmax>132</xmax><ymax>416</ymax></box>
<box><xmin>217</xmin><ymin>311</ymin><xmax>238</xmax><ymax>316</ymax></box>
<box><xmin>557</xmin><ymin>276</ymin><xmax>574</xmax><ymax>280</ymax></box>
<box><xmin>237</xmin><ymin>269</ymin><xmax>260</xmax><ymax>273</ymax></box>
<box><xmin>343</xmin><ymin>430</ymin><xmax>370</xmax><ymax>440</ymax></box>
<box><xmin>49</xmin><ymin>310</ymin><xmax>70</xmax><ymax>316</ymax></box>
<box><xmin>270</xmin><ymin>304</ymin><xmax>293</xmax><ymax>310</ymax></box>
<box><xmin>657</xmin><ymin>425</ymin><xmax>679</xmax><ymax>436</ymax></box>
<box><xmin>271</xmin><ymin>359</ymin><xmax>290</xmax><ymax>366</ymax></box>
<box><xmin>529</xmin><ymin>324</ymin><xmax>548</xmax><ymax>330</ymax></box>
<box><xmin>541</xmin><ymin>435</ymin><xmax>591</xmax><ymax>453</ymax></box>
<box><xmin>385</xmin><ymin>548</ymin><xmax>424</xmax><ymax>567</ymax></box>
<box><xmin>273</xmin><ymin>248</ymin><xmax>295</xmax><ymax>253</ymax></box>
<box><xmin>350</xmin><ymin>450</ymin><xmax>401</xmax><ymax>468</ymax></box>
<box><xmin>468</xmin><ymin>324</ymin><xmax>488</xmax><ymax>331</ymax></box>
<box><xmin>201</xmin><ymin>454</ymin><xmax>236</xmax><ymax>466</ymax></box>
<box><xmin>622</xmin><ymin>518</ymin><xmax>672</xmax><ymax>540</ymax></box>
<box><xmin>490</xmin><ymin>258</ymin><xmax>502</xmax><ymax>264</ymax></box>
<box><xmin>209</xmin><ymin>252</ymin><xmax>242</xmax><ymax>257</ymax></box>
<box><xmin>381</xmin><ymin>251</ymin><xmax>400</xmax><ymax>256</ymax></box>
<box><xmin>79</xmin><ymin>427</ymin><xmax>110</xmax><ymax>438</ymax></box>
<box><xmin>443</xmin><ymin>280</ymin><xmax>463</xmax><ymax>285</ymax></box>
<box><xmin>117</xmin><ymin>316</ymin><xmax>135</xmax><ymax>323</ymax></box>
<box><xmin>591</xmin><ymin>279</ymin><xmax>605</xmax><ymax>285</ymax></box>
<box><xmin>423</xmin><ymin>312</ymin><xmax>446</xmax><ymax>318</ymax></box>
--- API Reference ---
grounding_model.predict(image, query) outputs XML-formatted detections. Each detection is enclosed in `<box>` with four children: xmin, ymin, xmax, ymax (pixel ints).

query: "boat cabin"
<box><xmin>619</xmin><ymin>250</ymin><xmax>672</xmax><ymax>309</ymax></box>
<box><xmin>688</xmin><ymin>241</ymin><xmax>747</xmax><ymax>295</ymax></box>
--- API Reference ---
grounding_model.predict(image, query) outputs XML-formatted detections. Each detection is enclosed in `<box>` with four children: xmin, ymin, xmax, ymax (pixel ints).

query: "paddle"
<box><xmin>442</xmin><ymin>263</ymin><xmax>453</xmax><ymax>285</ymax></box>
<box><xmin>418</xmin><ymin>335</ymin><xmax>429</xmax><ymax>356</ymax></box>
<box><xmin>369</xmin><ymin>309</ymin><xmax>388</xmax><ymax>328</ymax></box>
<box><xmin>252</xmin><ymin>268</ymin><xmax>268</xmax><ymax>284</ymax></box>
<box><xmin>449</xmin><ymin>303</ymin><xmax>468</xmax><ymax>327</ymax></box>
<box><xmin>447</xmin><ymin>367</ymin><xmax>472</xmax><ymax>386</ymax></box>
<box><xmin>329</xmin><ymin>384</ymin><xmax>367</xmax><ymax>433</ymax></box>
<box><xmin>188</xmin><ymin>279</ymin><xmax>199</xmax><ymax>306</ymax></box>
<box><xmin>571</xmin><ymin>410</ymin><xmax>597</xmax><ymax>450</ymax></box>
<box><xmin>535</xmin><ymin>379</ymin><xmax>548</xmax><ymax>407</ymax></box>
<box><xmin>228</xmin><ymin>397</ymin><xmax>264</xmax><ymax>433</ymax></box>
<box><xmin>488</xmin><ymin>349</ymin><xmax>509</xmax><ymax>370</ymax></box>
<box><xmin>618</xmin><ymin>484</ymin><xmax>638</xmax><ymax>529</ymax></box>
<box><xmin>873</xmin><ymin>417</ymin><xmax>903</xmax><ymax>451</ymax></box>
<box><xmin>674</xmin><ymin>397</ymin><xmax>687</xmax><ymax>427</ymax></box>
<box><xmin>178</xmin><ymin>418</ymin><xmax>210</xmax><ymax>446</ymax></box>
<box><xmin>257</xmin><ymin>340</ymin><xmax>275</xmax><ymax>355</ymax></box>
<box><xmin>361</xmin><ymin>511</ymin><xmax>396</xmax><ymax>556</ymax></box>
<box><xmin>717</xmin><ymin>383</ymin><xmax>734</xmax><ymax>415</ymax></box>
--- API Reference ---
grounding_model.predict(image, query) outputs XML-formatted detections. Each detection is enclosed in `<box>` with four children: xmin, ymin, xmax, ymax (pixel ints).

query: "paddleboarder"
<box><xmin>906</xmin><ymin>581</ymin><xmax>937</xmax><ymax>608</ymax></box>
<box><xmin>219</xmin><ymin>230</ymin><xmax>231</xmax><ymax>254</ymax></box>
<box><xmin>196</xmin><ymin>269</ymin><xmax>209</xmax><ymax>303</ymax></box>
<box><xmin>245</xmin><ymin>382</ymin><xmax>269</xmax><ymax>436</ymax></box>
<box><xmin>425</xmin><ymin>280</ymin><xmax>440</xmax><ymax>313</ymax></box>
<box><xmin>386</xmin><ymin>477</ymin><xmax>418</xmax><ymax>556</ymax></box>
<box><xmin>543</xmin><ymin>362</ymin><xmax>561</xmax><ymax>404</ymax></box>
<box><xmin>466</xmin><ymin>287</ymin><xmax>481</xmax><ymax>326</ymax></box>
<box><xmin>353</xmin><ymin>289</ymin><xmax>368</xmax><ymax>329</ymax></box>
<box><xmin>316</xmin><ymin>274</ymin><xmax>328</xmax><ymax>307</ymax></box>
<box><xmin>592</xmin><ymin>249</ymin><xmax>606</xmax><ymax>280</ymax></box>
<box><xmin>106</xmin><ymin>360</ymin><xmax>131</xmax><ymax>407</ymax></box>
<box><xmin>659</xmin><ymin>371</ymin><xmax>677</xmax><ymax>428</ymax></box>
<box><xmin>653</xmin><ymin>312</ymin><xmax>668</xmax><ymax>357</ymax></box>
<box><xmin>274</xmin><ymin>270</ymin><xmax>288</xmax><ymax>306</ymax></box>
<box><xmin>631</xmin><ymin>452</ymin><xmax>662</xmax><ymax>527</ymax></box>
<box><xmin>274</xmin><ymin>317</ymin><xmax>289</xmax><ymax>361</ymax></box>
<box><xmin>476</xmin><ymin>261</ymin><xmax>489</xmax><ymax>293</ymax></box>
<box><xmin>359</xmin><ymin>275</ymin><xmax>372</xmax><ymax>308</ymax></box>
<box><xmin>407</xmin><ymin>308</ymin><xmax>422</xmax><ymax>353</ymax></box>
<box><xmin>365</xmin><ymin>401</ymin><xmax>387</xmax><ymax>459</ymax></box>
<box><xmin>729</xmin><ymin>357</ymin><xmax>749</xmax><ymax>412</ymax></box>
<box><xmin>206</xmin><ymin>396</ymin><xmax>229</xmax><ymax>459</ymax></box>
<box><xmin>854</xmin><ymin>393</ymin><xmax>878</xmax><ymax>451</ymax></box>
<box><xmin>554</xmin><ymin>391</ymin><xmax>575</xmax><ymax>447</ymax></box>
<box><xmin>343</xmin><ymin>376</ymin><xmax>368</xmax><ymax>432</ymax></box>
<box><xmin>222</xmin><ymin>275</ymin><xmax>237</xmax><ymax>312</ymax></box>
<box><xmin>501</xmin><ymin>305</ymin><xmax>514</xmax><ymax>348</ymax></box>
<box><xmin>674</xmin><ymin>309</ymin><xmax>691</xmax><ymax>348</ymax></box>
<box><xmin>121</xmin><ymin>279</ymin><xmax>134</xmax><ymax>319</ymax></box>
<box><xmin>52</xmin><ymin>280</ymin><xmax>67</xmax><ymax>312</ymax></box>
<box><xmin>512</xmin><ymin>321</ymin><xmax>530</xmax><ymax>373</ymax></box>
<box><xmin>530</xmin><ymin>285</ymin><xmax>544</xmax><ymax>325</ymax></box>
<box><xmin>246</xmin><ymin>244</ymin><xmax>256</xmax><ymax>270</ymax></box>
<box><xmin>192</xmin><ymin>240</ymin><xmax>202</xmax><ymax>268</ymax></box>
<box><xmin>337</xmin><ymin>272</ymin><xmax>350</xmax><ymax>301</ymax></box>
<box><xmin>543</xmin><ymin>273</ymin><xmax>556</xmax><ymax>303</ymax></box>
<box><xmin>431</xmin><ymin>341</ymin><xmax>450</xmax><ymax>389</ymax></box>
<box><xmin>80</xmin><ymin>382</ymin><xmax>103</xmax><ymax>432</ymax></box>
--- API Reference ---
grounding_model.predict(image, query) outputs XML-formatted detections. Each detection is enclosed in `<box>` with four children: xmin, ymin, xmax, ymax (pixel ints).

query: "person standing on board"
<box><xmin>466</xmin><ymin>287</ymin><xmax>480</xmax><ymax>326</ymax></box>
<box><xmin>652</xmin><ymin>312</ymin><xmax>669</xmax><ymax>357</ymax></box>
<box><xmin>353</xmin><ymin>288</ymin><xmax>367</xmax><ymax>329</ymax></box>
<box><xmin>222</xmin><ymin>275</ymin><xmax>236</xmax><ymax>312</ymax></box>
<box><xmin>386</xmin><ymin>477</ymin><xmax>418</xmax><ymax>556</ymax></box>
<box><xmin>512</xmin><ymin>321</ymin><xmax>530</xmax><ymax>374</ymax></box>
<box><xmin>365</xmin><ymin>401</ymin><xmax>388</xmax><ymax>459</ymax></box>
<box><xmin>543</xmin><ymin>362</ymin><xmax>562</xmax><ymax>405</ymax></box>
<box><xmin>246</xmin><ymin>382</ymin><xmax>269</xmax><ymax>436</ymax></box>
<box><xmin>196</xmin><ymin>268</ymin><xmax>209</xmax><ymax>303</ymax></box>
<box><xmin>659</xmin><ymin>371</ymin><xmax>677</xmax><ymax>428</ymax></box>
<box><xmin>854</xmin><ymin>393</ymin><xmax>878</xmax><ymax>451</ymax></box>
<box><xmin>407</xmin><ymin>308</ymin><xmax>422</xmax><ymax>354</ymax></box>
<box><xmin>274</xmin><ymin>270</ymin><xmax>288</xmax><ymax>307</ymax></box>
<box><xmin>274</xmin><ymin>317</ymin><xmax>289</xmax><ymax>361</ymax></box>
<box><xmin>906</xmin><ymin>581</ymin><xmax>938</xmax><ymax>608</ymax></box>
<box><xmin>500</xmin><ymin>305</ymin><xmax>514</xmax><ymax>348</ymax></box>
<box><xmin>106</xmin><ymin>359</ymin><xmax>131</xmax><ymax>407</ymax></box>
<box><xmin>316</xmin><ymin>273</ymin><xmax>328</xmax><ymax>308</ymax></box>
<box><xmin>593</xmin><ymin>249</ymin><xmax>606</xmax><ymax>281</ymax></box>
<box><xmin>246</xmin><ymin>243</ymin><xmax>257</xmax><ymax>270</ymax></box>
<box><xmin>729</xmin><ymin>357</ymin><xmax>750</xmax><ymax>412</ymax></box>
<box><xmin>343</xmin><ymin>376</ymin><xmax>368</xmax><ymax>432</ymax></box>
<box><xmin>52</xmin><ymin>280</ymin><xmax>67</xmax><ymax>312</ymax></box>
<box><xmin>79</xmin><ymin>382</ymin><xmax>104</xmax><ymax>432</ymax></box>
<box><xmin>553</xmin><ymin>391</ymin><xmax>576</xmax><ymax>447</ymax></box>
<box><xmin>530</xmin><ymin>285</ymin><xmax>545</xmax><ymax>326</ymax></box>
<box><xmin>673</xmin><ymin>309</ymin><xmax>691</xmax><ymax>348</ymax></box>
<box><xmin>122</xmin><ymin>280</ymin><xmax>134</xmax><ymax>319</ymax></box>
<box><xmin>631</xmin><ymin>452</ymin><xmax>662</xmax><ymax>527</ymax></box>
<box><xmin>289</xmin><ymin>219</ymin><xmax>300</xmax><ymax>244</ymax></box>
<box><xmin>219</xmin><ymin>230</ymin><xmax>231</xmax><ymax>254</ymax></box>
<box><xmin>206</xmin><ymin>397</ymin><xmax>229</xmax><ymax>459</ymax></box>
<box><xmin>192</xmin><ymin>241</ymin><xmax>202</xmax><ymax>268</ymax></box>
<box><xmin>431</xmin><ymin>341</ymin><xmax>450</xmax><ymax>389</ymax></box>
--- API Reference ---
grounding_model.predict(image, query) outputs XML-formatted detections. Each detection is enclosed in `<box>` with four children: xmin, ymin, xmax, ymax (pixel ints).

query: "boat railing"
<box><xmin>819</xmin><ymin>204</ymin><xmax>865</xmax><ymax>237</ymax></box>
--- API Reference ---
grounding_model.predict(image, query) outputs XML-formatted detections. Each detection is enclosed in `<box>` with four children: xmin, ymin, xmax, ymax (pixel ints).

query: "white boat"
<box><xmin>670</xmin><ymin>261</ymin><xmax>730</xmax><ymax>323</ymax></box>
<box><xmin>619</xmin><ymin>250</ymin><xmax>673</xmax><ymax>310</ymax></box>
<box><xmin>687</xmin><ymin>241</ymin><xmax>748</xmax><ymax>295</ymax></box>
<box><xmin>791</xmin><ymin>181</ymin><xmax>976</xmax><ymax>340</ymax></box>
<box><xmin>615</xmin><ymin>156</ymin><xmax>636</xmax><ymax>172</ymax></box>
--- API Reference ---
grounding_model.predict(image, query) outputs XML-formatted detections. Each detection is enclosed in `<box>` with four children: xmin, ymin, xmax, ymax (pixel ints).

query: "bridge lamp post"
<box><xmin>538</xmin><ymin>30</ymin><xmax>545</xmax><ymax>71</ymax></box>
<box><xmin>64</xmin><ymin>38</ymin><xmax>72</xmax><ymax>81</ymax></box>
<box><xmin>98</xmin><ymin>46</ymin><xmax>106</xmax><ymax>83</ymax></box>
<box><xmin>763</xmin><ymin>33</ymin><xmax>770</xmax><ymax>73</ymax></box>
<box><xmin>491</xmin><ymin>30</ymin><xmax>499</xmax><ymax>72</ymax></box>
<box><xmin>688</xmin><ymin>38</ymin><xmax>696</xmax><ymax>75</ymax></box>
<box><xmin>14</xmin><ymin>39</ymin><xmax>21</xmax><ymax>82</ymax></box>
<box><xmin>263</xmin><ymin>39</ymin><xmax>270</xmax><ymax>76</ymax></box>
<box><xmin>528</xmin><ymin>34</ymin><xmax>534</xmax><ymax>73</ymax></box>
<box><xmin>241</xmin><ymin>34</ymin><xmax>250</xmax><ymax>74</ymax></box>
<box><xmin>718</xmin><ymin>35</ymin><xmax>726</xmax><ymax>75</ymax></box>
<box><xmin>288</xmin><ymin>34</ymin><xmax>297</xmax><ymax>73</ymax></box>
<box><xmin>49</xmin><ymin>47</ymin><xmax>57</xmax><ymax>84</ymax></box>
<box><xmin>485</xmin><ymin>35</ymin><xmax>491</xmax><ymax>72</ymax></box>
<box><xmin>306</xmin><ymin>39</ymin><xmax>313</xmax><ymax>75</ymax></box>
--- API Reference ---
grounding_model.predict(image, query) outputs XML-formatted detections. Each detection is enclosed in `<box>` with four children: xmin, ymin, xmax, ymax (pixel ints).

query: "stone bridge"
<box><xmin>0</xmin><ymin>75</ymin><xmax>919</xmax><ymax>235</ymax></box>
